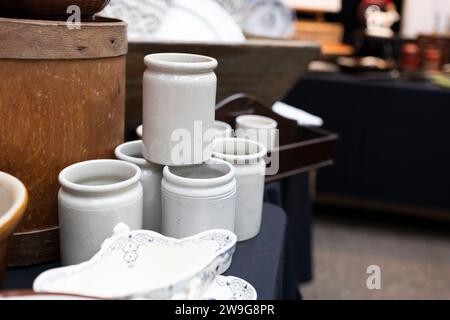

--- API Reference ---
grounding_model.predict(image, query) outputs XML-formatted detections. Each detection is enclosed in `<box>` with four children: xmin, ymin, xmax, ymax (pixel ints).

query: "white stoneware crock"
<box><xmin>143</xmin><ymin>53</ymin><xmax>218</xmax><ymax>166</ymax></box>
<box><xmin>115</xmin><ymin>140</ymin><xmax>163</xmax><ymax>232</ymax></box>
<box><xmin>34</xmin><ymin>223</ymin><xmax>237</xmax><ymax>300</ymax></box>
<box><xmin>213</xmin><ymin>120</ymin><xmax>233</xmax><ymax>139</ymax></box>
<box><xmin>235</xmin><ymin>115</ymin><xmax>278</xmax><ymax>152</ymax></box>
<box><xmin>58</xmin><ymin>160</ymin><xmax>143</xmax><ymax>266</ymax></box>
<box><xmin>162</xmin><ymin>158</ymin><xmax>236</xmax><ymax>238</ymax></box>
<box><xmin>212</xmin><ymin>138</ymin><xmax>266</xmax><ymax>241</ymax></box>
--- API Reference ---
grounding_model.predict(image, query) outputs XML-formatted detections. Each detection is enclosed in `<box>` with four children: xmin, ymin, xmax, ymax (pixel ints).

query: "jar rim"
<box><xmin>59</xmin><ymin>159</ymin><xmax>141</xmax><ymax>193</ymax></box>
<box><xmin>212</xmin><ymin>138</ymin><xmax>267</xmax><ymax>163</ymax></box>
<box><xmin>144</xmin><ymin>53</ymin><xmax>218</xmax><ymax>74</ymax></box>
<box><xmin>115</xmin><ymin>140</ymin><xmax>161</xmax><ymax>169</ymax></box>
<box><xmin>235</xmin><ymin>115</ymin><xmax>278</xmax><ymax>129</ymax></box>
<box><xmin>163</xmin><ymin>158</ymin><xmax>234</xmax><ymax>188</ymax></box>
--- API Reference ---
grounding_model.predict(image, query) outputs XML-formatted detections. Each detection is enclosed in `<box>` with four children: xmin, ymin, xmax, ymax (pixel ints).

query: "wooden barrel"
<box><xmin>0</xmin><ymin>17</ymin><xmax>127</xmax><ymax>266</ymax></box>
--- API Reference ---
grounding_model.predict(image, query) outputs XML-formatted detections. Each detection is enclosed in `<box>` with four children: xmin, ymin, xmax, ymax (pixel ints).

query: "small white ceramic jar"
<box><xmin>115</xmin><ymin>140</ymin><xmax>163</xmax><ymax>232</ymax></box>
<box><xmin>213</xmin><ymin>121</ymin><xmax>233</xmax><ymax>139</ymax></box>
<box><xmin>161</xmin><ymin>158</ymin><xmax>236</xmax><ymax>238</ymax></box>
<box><xmin>58</xmin><ymin>160</ymin><xmax>143</xmax><ymax>266</ymax></box>
<box><xmin>212</xmin><ymin>138</ymin><xmax>266</xmax><ymax>241</ymax></box>
<box><xmin>143</xmin><ymin>53</ymin><xmax>218</xmax><ymax>166</ymax></box>
<box><xmin>235</xmin><ymin>115</ymin><xmax>278</xmax><ymax>152</ymax></box>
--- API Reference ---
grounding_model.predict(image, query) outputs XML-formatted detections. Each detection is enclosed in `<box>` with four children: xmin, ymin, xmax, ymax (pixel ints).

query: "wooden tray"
<box><xmin>126</xmin><ymin>39</ymin><xmax>320</xmax><ymax>138</ymax></box>
<box><xmin>215</xmin><ymin>94</ymin><xmax>338</xmax><ymax>182</ymax></box>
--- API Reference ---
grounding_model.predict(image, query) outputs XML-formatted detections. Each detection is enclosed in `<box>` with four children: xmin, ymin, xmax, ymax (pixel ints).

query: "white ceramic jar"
<box><xmin>58</xmin><ymin>160</ymin><xmax>143</xmax><ymax>265</ymax></box>
<box><xmin>161</xmin><ymin>158</ymin><xmax>236</xmax><ymax>238</ymax></box>
<box><xmin>115</xmin><ymin>140</ymin><xmax>163</xmax><ymax>232</ymax></box>
<box><xmin>213</xmin><ymin>120</ymin><xmax>233</xmax><ymax>139</ymax></box>
<box><xmin>143</xmin><ymin>53</ymin><xmax>218</xmax><ymax>166</ymax></box>
<box><xmin>235</xmin><ymin>115</ymin><xmax>278</xmax><ymax>152</ymax></box>
<box><xmin>212</xmin><ymin>138</ymin><xmax>266</xmax><ymax>241</ymax></box>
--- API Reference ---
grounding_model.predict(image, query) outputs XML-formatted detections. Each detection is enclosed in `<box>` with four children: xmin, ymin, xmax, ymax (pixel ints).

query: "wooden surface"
<box><xmin>294</xmin><ymin>20</ymin><xmax>344</xmax><ymax>45</ymax></box>
<box><xmin>215</xmin><ymin>94</ymin><xmax>338</xmax><ymax>183</ymax></box>
<box><xmin>125</xmin><ymin>40</ymin><xmax>319</xmax><ymax>136</ymax></box>
<box><xmin>0</xmin><ymin>17</ymin><xmax>127</xmax><ymax>266</ymax></box>
<box><xmin>0</xmin><ymin>0</ymin><xmax>111</xmax><ymax>17</ymax></box>
<box><xmin>0</xmin><ymin>17</ymin><xmax>127</xmax><ymax>59</ymax></box>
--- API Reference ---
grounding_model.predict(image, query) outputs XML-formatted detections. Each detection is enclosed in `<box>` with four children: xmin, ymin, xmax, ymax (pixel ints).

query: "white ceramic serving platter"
<box><xmin>101</xmin><ymin>0</ymin><xmax>245</xmax><ymax>42</ymax></box>
<box><xmin>204</xmin><ymin>275</ymin><xmax>257</xmax><ymax>300</ymax></box>
<box><xmin>152</xmin><ymin>0</ymin><xmax>245</xmax><ymax>42</ymax></box>
<box><xmin>101</xmin><ymin>0</ymin><xmax>171</xmax><ymax>41</ymax></box>
<box><xmin>33</xmin><ymin>224</ymin><xmax>237</xmax><ymax>300</ymax></box>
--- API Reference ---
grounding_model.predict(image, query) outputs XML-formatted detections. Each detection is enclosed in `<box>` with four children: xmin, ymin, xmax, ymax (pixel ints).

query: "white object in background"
<box><xmin>282</xmin><ymin>0</ymin><xmax>342</xmax><ymax>13</ymax></box>
<box><xmin>152</xmin><ymin>0</ymin><xmax>245</xmax><ymax>42</ymax></box>
<box><xmin>212</xmin><ymin>138</ymin><xmax>266</xmax><ymax>242</ymax></box>
<box><xmin>115</xmin><ymin>141</ymin><xmax>163</xmax><ymax>232</ymax></box>
<box><xmin>34</xmin><ymin>224</ymin><xmax>237</xmax><ymax>300</ymax></box>
<box><xmin>143</xmin><ymin>53</ymin><xmax>217</xmax><ymax>166</ymax></box>
<box><xmin>365</xmin><ymin>4</ymin><xmax>400</xmax><ymax>38</ymax></box>
<box><xmin>213</xmin><ymin>121</ymin><xmax>233</xmax><ymax>139</ymax></box>
<box><xmin>100</xmin><ymin>0</ymin><xmax>172</xmax><ymax>42</ymax></box>
<box><xmin>136</xmin><ymin>124</ymin><xmax>143</xmax><ymax>138</ymax></box>
<box><xmin>235</xmin><ymin>115</ymin><xmax>278</xmax><ymax>152</ymax></box>
<box><xmin>58</xmin><ymin>160</ymin><xmax>143</xmax><ymax>266</ymax></box>
<box><xmin>162</xmin><ymin>159</ymin><xmax>236</xmax><ymax>238</ymax></box>
<box><xmin>204</xmin><ymin>275</ymin><xmax>257</xmax><ymax>300</ymax></box>
<box><xmin>239</xmin><ymin>0</ymin><xmax>295</xmax><ymax>39</ymax></box>
<box><xmin>401</xmin><ymin>0</ymin><xmax>450</xmax><ymax>38</ymax></box>
<box><xmin>272</xmin><ymin>101</ymin><xmax>323</xmax><ymax>127</ymax></box>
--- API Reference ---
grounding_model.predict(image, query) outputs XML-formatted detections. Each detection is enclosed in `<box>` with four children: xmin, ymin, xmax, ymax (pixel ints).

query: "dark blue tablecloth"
<box><xmin>3</xmin><ymin>203</ymin><xmax>299</xmax><ymax>300</ymax></box>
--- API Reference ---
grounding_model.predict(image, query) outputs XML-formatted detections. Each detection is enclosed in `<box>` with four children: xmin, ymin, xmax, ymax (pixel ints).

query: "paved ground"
<box><xmin>301</xmin><ymin>206</ymin><xmax>450</xmax><ymax>300</ymax></box>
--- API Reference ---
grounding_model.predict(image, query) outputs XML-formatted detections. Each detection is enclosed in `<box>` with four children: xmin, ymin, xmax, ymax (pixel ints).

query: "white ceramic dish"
<box><xmin>152</xmin><ymin>0</ymin><xmax>245</xmax><ymax>42</ymax></box>
<box><xmin>204</xmin><ymin>275</ymin><xmax>257</xmax><ymax>300</ymax></box>
<box><xmin>33</xmin><ymin>224</ymin><xmax>237</xmax><ymax>300</ymax></box>
<box><xmin>100</xmin><ymin>0</ymin><xmax>172</xmax><ymax>42</ymax></box>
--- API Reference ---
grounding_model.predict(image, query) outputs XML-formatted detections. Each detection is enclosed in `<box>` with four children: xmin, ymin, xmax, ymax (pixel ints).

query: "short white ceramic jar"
<box><xmin>212</xmin><ymin>138</ymin><xmax>267</xmax><ymax>241</ymax></box>
<box><xmin>115</xmin><ymin>140</ymin><xmax>163</xmax><ymax>232</ymax></box>
<box><xmin>235</xmin><ymin>115</ymin><xmax>278</xmax><ymax>152</ymax></box>
<box><xmin>58</xmin><ymin>160</ymin><xmax>143</xmax><ymax>266</ymax></box>
<box><xmin>213</xmin><ymin>121</ymin><xmax>233</xmax><ymax>139</ymax></box>
<box><xmin>161</xmin><ymin>158</ymin><xmax>236</xmax><ymax>238</ymax></box>
<box><xmin>143</xmin><ymin>53</ymin><xmax>218</xmax><ymax>166</ymax></box>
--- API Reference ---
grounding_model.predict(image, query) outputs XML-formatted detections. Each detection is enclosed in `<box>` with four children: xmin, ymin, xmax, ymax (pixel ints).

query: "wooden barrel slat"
<box><xmin>0</xmin><ymin>17</ymin><xmax>127</xmax><ymax>266</ymax></box>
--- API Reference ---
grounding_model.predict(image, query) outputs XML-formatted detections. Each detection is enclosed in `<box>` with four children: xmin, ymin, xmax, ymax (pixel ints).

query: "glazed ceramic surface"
<box><xmin>212</xmin><ymin>138</ymin><xmax>266</xmax><ymax>241</ymax></box>
<box><xmin>204</xmin><ymin>275</ymin><xmax>257</xmax><ymax>300</ymax></box>
<box><xmin>143</xmin><ymin>53</ymin><xmax>217</xmax><ymax>166</ymax></box>
<box><xmin>213</xmin><ymin>121</ymin><xmax>233</xmax><ymax>139</ymax></box>
<box><xmin>58</xmin><ymin>160</ymin><xmax>143</xmax><ymax>266</ymax></box>
<box><xmin>101</xmin><ymin>0</ymin><xmax>171</xmax><ymax>41</ymax></box>
<box><xmin>162</xmin><ymin>159</ymin><xmax>236</xmax><ymax>238</ymax></box>
<box><xmin>0</xmin><ymin>290</ymin><xmax>99</xmax><ymax>300</ymax></box>
<box><xmin>235</xmin><ymin>114</ymin><xmax>278</xmax><ymax>152</ymax></box>
<box><xmin>34</xmin><ymin>224</ymin><xmax>237</xmax><ymax>300</ymax></box>
<box><xmin>115</xmin><ymin>141</ymin><xmax>163</xmax><ymax>232</ymax></box>
<box><xmin>0</xmin><ymin>172</ymin><xmax>28</xmax><ymax>285</ymax></box>
<box><xmin>136</xmin><ymin>125</ymin><xmax>143</xmax><ymax>138</ymax></box>
<box><xmin>153</xmin><ymin>0</ymin><xmax>245</xmax><ymax>42</ymax></box>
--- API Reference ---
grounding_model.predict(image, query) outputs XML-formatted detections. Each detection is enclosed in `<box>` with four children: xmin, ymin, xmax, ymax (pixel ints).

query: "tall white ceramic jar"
<box><xmin>143</xmin><ymin>53</ymin><xmax>218</xmax><ymax>166</ymax></box>
<box><xmin>212</xmin><ymin>138</ymin><xmax>266</xmax><ymax>241</ymax></box>
<box><xmin>58</xmin><ymin>160</ymin><xmax>143</xmax><ymax>266</ymax></box>
<box><xmin>161</xmin><ymin>158</ymin><xmax>236</xmax><ymax>238</ymax></box>
<box><xmin>115</xmin><ymin>140</ymin><xmax>163</xmax><ymax>232</ymax></box>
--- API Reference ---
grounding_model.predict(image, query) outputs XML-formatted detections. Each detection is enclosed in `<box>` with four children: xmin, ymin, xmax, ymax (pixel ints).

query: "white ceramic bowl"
<box><xmin>34</xmin><ymin>224</ymin><xmax>237</xmax><ymax>300</ymax></box>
